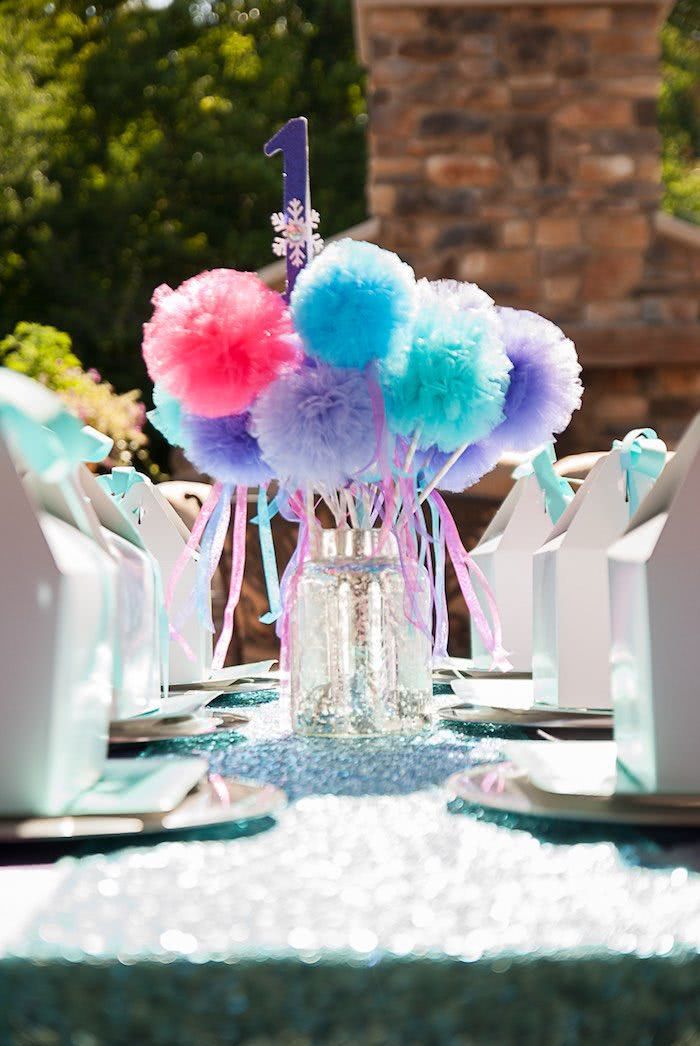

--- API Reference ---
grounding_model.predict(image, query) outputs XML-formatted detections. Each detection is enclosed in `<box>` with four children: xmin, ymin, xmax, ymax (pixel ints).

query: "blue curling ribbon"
<box><xmin>251</xmin><ymin>495</ymin><xmax>279</xmax><ymax>525</ymax></box>
<box><xmin>97</xmin><ymin>465</ymin><xmax>144</xmax><ymax>500</ymax></box>
<box><xmin>612</xmin><ymin>428</ymin><xmax>666</xmax><ymax>517</ymax></box>
<box><xmin>414</xmin><ymin>471</ymin><xmax>430</xmax><ymax>572</ymax></box>
<box><xmin>256</xmin><ymin>485</ymin><xmax>282</xmax><ymax>625</ymax></box>
<box><xmin>512</xmin><ymin>442</ymin><xmax>574</xmax><ymax>524</ymax></box>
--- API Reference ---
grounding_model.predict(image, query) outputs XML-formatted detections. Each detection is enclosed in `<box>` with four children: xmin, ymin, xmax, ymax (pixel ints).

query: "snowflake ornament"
<box><xmin>271</xmin><ymin>198</ymin><xmax>323</xmax><ymax>268</ymax></box>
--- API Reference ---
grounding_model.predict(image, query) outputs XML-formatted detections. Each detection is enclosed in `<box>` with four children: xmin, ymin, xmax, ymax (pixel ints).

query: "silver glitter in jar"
<box><xmin>284</xmin><ymin>529</ymin><xmax>432</xmax><ymax>737</ymax></box>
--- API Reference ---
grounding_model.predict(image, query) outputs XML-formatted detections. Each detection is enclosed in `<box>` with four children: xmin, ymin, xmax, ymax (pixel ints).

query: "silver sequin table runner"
<box><xmin>1</xmin><ymin>688</ymin><xmax>700</xmax><ymax>1044</ymax></box>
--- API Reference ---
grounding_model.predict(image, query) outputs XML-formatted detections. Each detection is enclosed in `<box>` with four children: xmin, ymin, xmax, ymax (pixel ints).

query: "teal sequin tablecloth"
<box><xmin>2</xmin><ymin>685</ymin><xmax>700</xmax><ymax>1045</ymax></box>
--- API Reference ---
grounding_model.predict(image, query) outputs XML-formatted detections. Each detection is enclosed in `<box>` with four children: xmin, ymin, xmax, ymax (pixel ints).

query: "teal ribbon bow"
<box><xmin>78</xmin><ymin>424</ymin><xmax>114</xmax><ymax>463</ymax></box>
<box><xmin>512</xmin><ymin>443</ymin><xmax>574</xmax><ymax>524</ymax></box>
<box><xmin>612</xmin><ymin>428</ymin><xmax>666</xmax><ymax>517</ymax></box>
<box><xmin>98</xmin><ymin>465</ymin><xmax>145</xmax><ymax>500</ymax></box>
<box><xmin>0</xmin><ymin>403</ymin><xmax>113</xmax><ymax>482</ymax></box>
<box><xmin>0</xmin><ymin>398</ymin><xmax>116</xmax><ymax>685</ymax></box>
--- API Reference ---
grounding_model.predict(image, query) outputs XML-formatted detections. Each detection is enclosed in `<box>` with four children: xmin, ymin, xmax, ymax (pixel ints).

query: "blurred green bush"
<box><xmin>0</xmin><ymin>321</ymin><xmax>152</xmax><ymax>471</ymax></box>
<box><xmin>0</xmin><ymin>0</ymin><xmax>366</xmax><ymax>394</ymax></box>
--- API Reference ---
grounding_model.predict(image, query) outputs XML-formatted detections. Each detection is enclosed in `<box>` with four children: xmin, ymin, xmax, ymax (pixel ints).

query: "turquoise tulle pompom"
<box><xmin>380</xmin><ymin>281</ymin><xmax>512</xmax><ymax>452</ymax></box>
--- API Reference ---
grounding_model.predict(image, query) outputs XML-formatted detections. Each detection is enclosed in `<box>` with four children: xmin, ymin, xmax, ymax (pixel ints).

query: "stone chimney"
<box><xmin>354</xmin><ymin>0</ymin><xmax>700</xmax><ymax>448</ymax></box>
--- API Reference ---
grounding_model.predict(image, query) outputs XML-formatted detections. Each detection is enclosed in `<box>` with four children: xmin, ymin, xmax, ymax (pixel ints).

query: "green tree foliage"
<box><xmin>0</xmin><ymin>0</ymin><xmax>366</xmax><ymax>392</ymax></box>
<box><xmin>661</xmin><ymin>0</ymin><xmax>700</xmax><ymax>223</ymax></box>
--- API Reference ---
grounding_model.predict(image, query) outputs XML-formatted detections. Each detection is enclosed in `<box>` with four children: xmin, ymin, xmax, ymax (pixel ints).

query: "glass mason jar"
<box><xmin>285</xmin><ymin>529</ymin><xmax>432</xmax><ymax>737</ymax></box>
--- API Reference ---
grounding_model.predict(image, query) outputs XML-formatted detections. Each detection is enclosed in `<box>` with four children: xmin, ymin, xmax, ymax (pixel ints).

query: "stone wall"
<box><xmin>355</xmin><ymin>0</ymin><xmax>700</xmax><ymax>451</ymax></box>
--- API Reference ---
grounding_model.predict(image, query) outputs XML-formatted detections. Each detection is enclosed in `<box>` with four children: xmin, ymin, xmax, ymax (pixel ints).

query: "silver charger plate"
<box><xmin>0</xmin><ymin>777</ymin><xmax>286</xmax><ymax>842</ymax></box>
<box><xmin>109</xmin><ymin>710</ymin><xmax>249</xmax><ymax>745</ymax></box>
<box><xmin>440</xmin><ymin>703</ymin><xmax>613</xmax><ymax>732</ymax></box>
<box><xmin>447</xmin><ymin>763</ymin><xmax>700</xmax><ymax>826</ymax></box>
<box><xmin>171</xmin><ymin>677</ymin><xmax>279</xmax><ymax>695</ymax></box>
<box><xmin>433</xmin><ymin>662</ymin><xmax>532</xmax><ymax>682</ymax></box>
<box><xmin>458</xmin><ymin>669</ymin><xmax>533</xmax><ymax>681</ymax></box>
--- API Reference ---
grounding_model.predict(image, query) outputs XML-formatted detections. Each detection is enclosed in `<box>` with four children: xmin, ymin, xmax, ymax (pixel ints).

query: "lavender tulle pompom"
<box><xmin>491</xmin><ymin>307</ymin><xmax>583</xmax><ymax>453</ymax></box>
<box><xmin>417</xmin><ymin>277</ymin><xmax>494</xmax><ymax>313</ymax></box>
<box><xmin>250</xmin><ymin>363</ymin><xmax>375</xmax><ymax>490</ymax></box>
<box><xmin>182</xmin><ymin>411</ymin><xmax>272</xmax><ymax>486</ymax></box>
<box><xmin>427</xmin><ymin>439</ymin><xmax>502</xmax><ymax>493</ymax></box>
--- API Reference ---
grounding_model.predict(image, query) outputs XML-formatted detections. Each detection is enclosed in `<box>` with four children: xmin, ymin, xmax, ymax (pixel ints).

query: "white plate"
<box><xmin>0</xmin><ymin>777</ymin><xmax>286</xmax><ymax>841</ymax></box>
<box><xmin>109</xmin><ymin>709</ymin><xmax>249</xmax><ymax>745</ymax></box>
<box><xmin>440</xmin><ymin>703</ymin><xmax>613</xmax><ymax>733</ymax></box>
<box><xmin>69</xmin><ymin>756</ymin><xmax>209</xmax><ymax>815</ymax></box>
<box><xmin>447</xmin><ymin>743</ymin><xmax>700</xmax><ymax>826</ymax></box>
<box><xmin>433</xmin><ymin>656</ymin><xmax>475</xmax><ymax>679</ymax></box>
<box><xmin>502</xmin><ymin>740</ymin><xmax>617</xmax><ymax>795</ymax></box>
<box><xmin>450</xmin><ymin>677</ymin><xmax>535</xmax><ymax>710</ymax></box>
<box><xmin>170</xmin><ymin>660</ymin><xmax>278</xmax><ymax>692</ymax></box>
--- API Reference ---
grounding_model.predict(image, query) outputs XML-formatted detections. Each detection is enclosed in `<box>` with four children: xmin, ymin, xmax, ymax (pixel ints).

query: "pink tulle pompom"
<box><xmin>143</xmin><ymin>269</ymin><xmax>302</xmax><ymax>418</ymax></box>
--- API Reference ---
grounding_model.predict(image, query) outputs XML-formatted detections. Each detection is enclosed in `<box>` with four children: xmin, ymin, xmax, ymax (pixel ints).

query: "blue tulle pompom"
<box><xmin>290</xmin><ymin>239</ymin><xmax>415</xmax><ymax>370</ymax></box>
<box><xmin>181</xmin><ymin>411</ymin><xmax>272</xmax><ymax>486</ymax></box>
<box><xmin>147</xmin><ymin>384</ymin><xmax>183</xmax><ymax>447</ymax></box>
<box><xmin>380</xmin><ymin>283</ymin><xmax>512</xmax><ymax>453</ymax></box>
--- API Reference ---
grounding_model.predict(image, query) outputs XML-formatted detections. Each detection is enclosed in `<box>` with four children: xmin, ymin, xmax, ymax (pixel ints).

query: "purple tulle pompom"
<box><xmin>250</xmin><ymin>362</ymin><xmax>376</xmax><ymax>490</ymax></box>
<box><xmin>426</xmin><ymin>439</ymin><xmax>502</xmax><ymax>493</ymax></box>
<box><xmin>182</xmin><ymin>411</ymin><xmax>273</xmax><ymax>486</ymax></box>
<box><xmin>492</xmin><ymin>307</ymin><xmax>583</xmax><ymax>453</ymax></box>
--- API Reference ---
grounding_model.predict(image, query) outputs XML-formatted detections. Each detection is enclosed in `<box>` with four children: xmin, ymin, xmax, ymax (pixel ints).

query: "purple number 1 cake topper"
<box><xmin>265</xmin><ymin>116</ymin><xmax>322</xmax><ymax>301</ymax></box>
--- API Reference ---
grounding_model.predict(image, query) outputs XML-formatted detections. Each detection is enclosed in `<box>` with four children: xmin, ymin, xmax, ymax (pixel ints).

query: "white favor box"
<box><xmin>113</xmin><ymin>474</ymin><xmax>212</xmax><ymax>686</ymax></box>
<box><xmin>532</xmin><ymin>446</ymin><xmax>663</xmax><ymax>709</ymax></box>
<box><xmin>78</xmin><ymin>471</ymin><xmax>163</xmax><ymax>718</ymax></box>
<box><xmin>0</xmin><ymin>439</ymin><xmax>115</xmax><ymax>816</ymax></box>
<box><xmin>469</xmin><ymin>474</ymin><xmax>554</xmax><ymax>671</ymax></box>
<box><xmin>609</xmin><ymin>417</ymin><xmax>700</xmax><ymax>793</ymax></box>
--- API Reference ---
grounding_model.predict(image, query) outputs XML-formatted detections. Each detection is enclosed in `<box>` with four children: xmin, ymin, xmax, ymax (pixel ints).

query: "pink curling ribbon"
<box><xmin>212</xmin><ymin>485</ymin><xmax>248</xmax><ymax>670</ymax></box>
<box><xmin>173</xmin><ymin>485</ymin><xmax>232</xmax><ymax>639</ymax></box>
<box><xmin>430</xmin><ymin>490</ymin><xmax>512</xmax><ymax>672</ymax></box>
<box><xmin>276</xmin><ymin>489</ymin><xmax>306</xmax><ymax>643</ymax></box>
<box><xmin>165</xmin><ymin>480</ymin><xmax>223</xmax><ymax>659</ymax></box>
<box><xmin>395</xmin><ymin>473</ymin><xmax>431</xmax><ymax>638</ymax></box>
<box><xmin>417</xmin><ymin>509</ymin><xmax>441</xmax><ymax>649</ymax></box>
<box><xmin>166</xmin><ymin>480</ymin><xmax>222</xmax><ymax>612</ymax></box>
<box><xmin>413</xmin><ymin>487</ymin><xmax>449</xmax><ymax>659</ymax></box>
<box><xmin>277</xmin><ymin>491</ymin><xmax>310</xmax><ymax>672</ymax></box>
<box><xmin>430</xmin><ymin>499</ymin><xmax>449</xmax><ymax>660</ymax></box>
